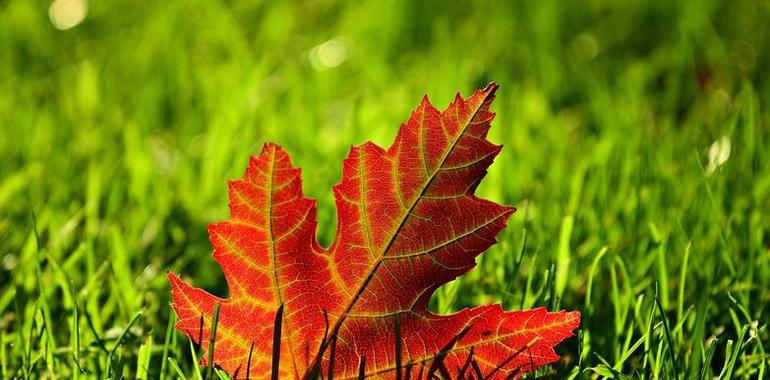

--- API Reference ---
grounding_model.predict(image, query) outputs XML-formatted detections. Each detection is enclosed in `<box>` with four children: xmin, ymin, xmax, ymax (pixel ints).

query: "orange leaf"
<box><xmin>169</xmin><ymin>83</ymin><xmax>580</xmax><ymax>379</ymax></box>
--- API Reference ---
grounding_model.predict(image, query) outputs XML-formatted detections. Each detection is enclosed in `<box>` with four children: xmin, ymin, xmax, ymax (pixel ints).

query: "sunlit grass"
<box><xmin>1</xmin><ymin>0</ymin><xmax>769</xmax><ymax>378</ymax></box>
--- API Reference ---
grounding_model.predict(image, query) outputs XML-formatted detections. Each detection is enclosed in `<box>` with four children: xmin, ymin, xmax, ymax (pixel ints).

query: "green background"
<box><xmin>1</xmin><ymin>0</ymin><xmax>768</xmax><ymax>378</ymax></box>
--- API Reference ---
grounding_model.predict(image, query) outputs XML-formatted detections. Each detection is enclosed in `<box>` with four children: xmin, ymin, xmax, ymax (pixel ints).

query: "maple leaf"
<box><xmin>169</xmin><ymin>83</ymin><xmax>580</xmax><ymax>379</ymax></box>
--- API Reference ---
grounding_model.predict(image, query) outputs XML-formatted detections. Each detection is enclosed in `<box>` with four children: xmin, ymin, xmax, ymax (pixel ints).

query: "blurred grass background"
<box><xmin>1</xmin><ymin>0</ymin><xmax>769</xmax><ymax>378</ymax></box>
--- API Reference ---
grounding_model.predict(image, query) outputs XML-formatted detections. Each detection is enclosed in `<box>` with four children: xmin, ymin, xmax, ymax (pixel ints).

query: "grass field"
<box><xmin>1</xmin><ymin>0</ymin><xmax>769</xmax><ymax>378</ymax></box>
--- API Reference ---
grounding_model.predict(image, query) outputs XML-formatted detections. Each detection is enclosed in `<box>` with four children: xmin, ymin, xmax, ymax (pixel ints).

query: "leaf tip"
<box><xmin>482</xmin><ymin>82</ymin><xmax>499</xmax><ymax>95</ymax></box>
<box><xmin>566</xmin><ymin>310</ymin><xmax>582</xmax><ymax>329</ymax></box>
<box><xmin>261</xmin><ymin>141</ymin><xmax>279</xmax><ymax>153</ymax></box>
<box><xmin>167</xmin><ymin>270</ymin><xmax>180</xmax><ymax>283</ymax></box>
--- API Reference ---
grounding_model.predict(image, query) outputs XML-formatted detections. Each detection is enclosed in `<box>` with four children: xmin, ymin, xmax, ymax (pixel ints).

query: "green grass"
<box><xmin>1</xmin><ymin>0</ymin><xmax>769</xmax><ymax>378</ymax></box>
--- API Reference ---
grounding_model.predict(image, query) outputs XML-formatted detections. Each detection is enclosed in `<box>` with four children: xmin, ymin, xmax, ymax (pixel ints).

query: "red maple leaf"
<box><xmin>169</xmin><ymin>83</ymin><xmax>580</xmax><ymax>379</ymax></box>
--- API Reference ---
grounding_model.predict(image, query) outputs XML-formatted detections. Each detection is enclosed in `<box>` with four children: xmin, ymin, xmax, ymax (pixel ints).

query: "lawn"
<box><xmin>1</xmin><ymin>0</ymin><xmax>769</xmax><ymax>378</ymax></box>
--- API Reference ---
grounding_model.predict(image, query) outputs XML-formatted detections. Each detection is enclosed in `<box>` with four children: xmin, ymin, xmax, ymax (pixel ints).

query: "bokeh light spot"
<box><xmin>309</xmin><ymin>39</ymin><xmax>348</xmax><ymax>70</ymax></box>
<box><xmin>49</xmin><ymin>0</ymin><xmax>88</xmax><ymax>30</ymax></box>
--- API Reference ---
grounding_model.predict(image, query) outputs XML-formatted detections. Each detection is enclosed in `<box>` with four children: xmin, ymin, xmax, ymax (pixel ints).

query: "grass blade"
<box><xmin>271</xmin><ymin>303</ymin><xmax>284</xmax><ymax>380</ymax></box>
<box><xmin>206</xmin><ymin>302</ymin><xmax>221</xmax><ymax>380</ymax></box>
